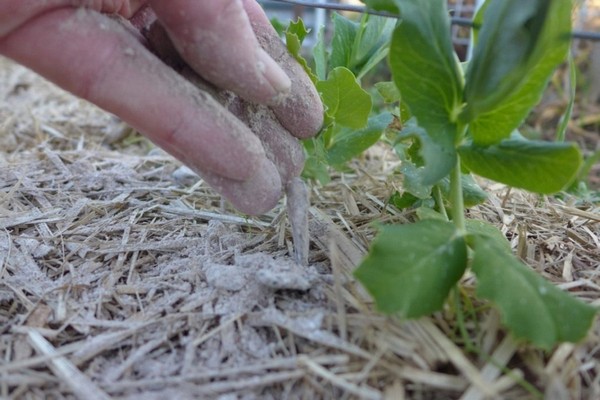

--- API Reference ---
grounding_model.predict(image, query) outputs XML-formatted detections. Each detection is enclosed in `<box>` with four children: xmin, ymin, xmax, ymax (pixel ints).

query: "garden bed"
<box><xmin>1</xmin><ymin>58</ymin><xmax>599</xmax><ymax>399</ymax></box>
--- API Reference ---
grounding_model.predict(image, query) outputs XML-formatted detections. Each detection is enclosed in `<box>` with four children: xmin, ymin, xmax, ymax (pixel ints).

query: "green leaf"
<box><xmin>459</xmin><ymin>139</ymin><xmax>582</xmax><ymax>193</ymax></box>
<box><xmin>470</xmin><ymin>0</ymin><xmax>490</xmax><ymax>45</ymax></box>
<box><xmin>355</xmin><ymin>15</ymin><xmax>395</xmax><ymax>62</ymax></box>
<box><xmin>354</xmin><ymin>15</ymin><xmax>395</xmax><ymax>78</ymax></box>
<box><xmin>313</xmin><ymin>27</ymin><xmax>328</xmax><ymax>81</ymax></box>
<box><xmin>375</xmin><ymin>81</ymin><xmax>400</xmax><ymax>103</ymax></box>
<box><xmin>285</xmin><ymin>19</ymin><xmax>317</xmax><ymax>83</ymax></box>
<box><xmin>438</xmin><ymin>174</ymin><xmax>488</xmax><ymax>208</ymax></box>
<box><xmin>577</xmin><ymin>149</ymin><xmax>600</xmax><ymax>185</ymax></box>
<box><xmin>327</xmin><ymin>113</ymin><xmax>393</xmax><ymax>166</ymax></box>
<box><xmin>460</xmin><ymin>174</ymin><xmax>488</xmax><ymax>207</ymax></box>
<box><xmin>357</xmin><ymin>45</ymin><xmax>389</xmax><ymax>81</ymax></box>
<box><xmin>397</xmin><ymin>119</ymin><xmax>456</xmax><ymax>185</ymax></box>
<box><xmin>316</xmin><ymin>67</ymin><xmax>372</xmax><ymax>129</ymax></box>
<box><xmin>330</xmin><ymin>13</ymin><xmax>359</xmax><ymax>71</ymax></box>
<box><xmin>302</xmin><ymin>137</ymin><xmax>330</xmax><ymax>184</ymax></box>
<box><xmin>416</xmin><ymin>206</ymin><xmax>446</xmax><ymax>221</ymax></box>
<box><xmin>465</xmin><ymin>0</ymin><xmax>549</xmax><ymax>109</ymax></box>
<box><xmin>328</xmin><ymin>12</ymin><xmax>394</xmax><ymax>78</ymax></box>
<box><xmin>557</xmin><ymin>53</ymin><xmax>576</xmax><ymax>142</ymax></box>
<box><xmin>389</xmin><ymin>0</ymin><xmax>463</xmax><ymax>154</ymax></box>
<box><xmin>389</xmin><ymin>191</ymin><xmax>421</xmax><ymax>209</ymax></box>
<box><xmin>463</xmin><ymin>0</ymin><xmax>573</xmax><ymax>144</ymax></box>
<box><xmin>394</xmin><ymin>140</ymin><xmax>432</xmax><ymax>199</ymax></box>
<box><xmin>270</xmin><ymin>17</ymin><xmax>287</xmax><ymax>37</ymax></box>
<box><xmin>361</xmin><ymin>0</ymin><xmax>399</xmax><ymax>13</ymax></box>
<box><xmin>287</xmin><ymin>18</ymin><xmax>309</xmax><ymax>42</ymax></box>
<box><xmin>470</xmin><ymin>234</ymin><xmax>597</xmax><ymax>349</ymax></box>
<box><xmin>399</xmin><ymin>160</ymin><xmax>433</xmax><ymax>199</ymax></box>
<box><xmin>464</xmin><ymin>219</ymin><xmax>510</xmax><ymax>252</ymax></box>
<box><xmin>355</xmin><ymin>220</ymin><xmax>468</xmax><ymax>317</ymax></box>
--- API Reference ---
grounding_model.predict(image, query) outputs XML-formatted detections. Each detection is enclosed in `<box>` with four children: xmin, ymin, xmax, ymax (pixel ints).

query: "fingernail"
<box><xmin>257</xmin><ymin>48</ymin><xmax>291</xmax><ymax>95</ymax></box>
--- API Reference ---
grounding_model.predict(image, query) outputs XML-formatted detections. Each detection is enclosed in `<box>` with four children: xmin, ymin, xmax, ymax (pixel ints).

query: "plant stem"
<box><xmin>453</xmin><ymin>288</ymin><xmax>476</xmax><ymax>353</ymax></box>
<box><xmin>433</xmin><ymin>185</ymin><xmax>449</xmax><ymax>220</ymax></box>
<box><xmin>450</xmin><ymin>155</ymin><xmax>466</xmax><ymax>234</ymax></box>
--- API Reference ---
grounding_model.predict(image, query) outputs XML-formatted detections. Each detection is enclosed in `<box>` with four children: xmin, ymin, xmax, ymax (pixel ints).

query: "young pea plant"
<box><xmin>352</xmin><ymin>0</ymin><xmax>597</xmax><ymax>349</ymax></box>
<box><xmin>285</xmin><ymin>0</ymin><xmax>596</xmax><ymax>349</ymax></box>
<box><xmin>284</xmin><ymin>14</ymin><xmax>395</xmax><ymax>183</ymax></box>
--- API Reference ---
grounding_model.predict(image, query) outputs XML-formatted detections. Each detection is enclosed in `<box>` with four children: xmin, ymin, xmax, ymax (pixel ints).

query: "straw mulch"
<box><xmin>1</xmin><ymin>57</ymin><xmax>599</xmax><ymax>400</ymax></box>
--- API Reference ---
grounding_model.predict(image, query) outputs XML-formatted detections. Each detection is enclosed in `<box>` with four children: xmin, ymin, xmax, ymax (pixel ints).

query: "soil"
<box><xmin>0</xmin><ymin>56</ymin><xmax>357</xmax><ymax>399</ymax></box>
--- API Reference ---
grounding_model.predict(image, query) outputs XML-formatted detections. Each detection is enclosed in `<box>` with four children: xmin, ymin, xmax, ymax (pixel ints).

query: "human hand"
<box><xmin>0</xmin><ymin>0</ymin><xmax>323</xmax><ymax>215</ymax></box>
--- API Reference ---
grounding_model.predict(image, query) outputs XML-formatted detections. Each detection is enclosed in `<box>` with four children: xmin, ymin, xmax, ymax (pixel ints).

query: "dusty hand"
<box><xmin>0</xmin><ymin>0</ymin><xmax>323</xmax><ymax>214</ymax></box>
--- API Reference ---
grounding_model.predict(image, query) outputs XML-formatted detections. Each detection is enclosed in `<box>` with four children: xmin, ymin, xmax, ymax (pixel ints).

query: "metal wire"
<box><xmin>264</xmin><ymin>0</ymin><xmax>600</xmax><ymax>42</ymax></box>
<box><xmin>263</xmin><ymin>0</ymin><xmax>398</xmax><ymax>18</ymax></box>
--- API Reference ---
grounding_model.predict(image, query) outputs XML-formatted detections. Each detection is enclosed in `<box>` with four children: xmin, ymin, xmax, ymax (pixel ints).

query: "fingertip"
<box><xmin>274</xmin><ymin>78</ymin><xmax>324</xmax><ymax>139</ymax></box>
<box><xmin>244</xmin><ymin>3</ymin><xmax>324</xmax><ymax>139</ymax></box>
<box><xmin>150</xmin><ymin>0</ymin><xmax>291</xmax><ymax>106</ymax></box>
<box><xmin>229</xmin><ymin>100</ymin><xmax>305</xmax><ymax>185</ymax></box>
<box><xmin>201</xmin><ymin>158</ymin><xmax>282</xmax><ymax>216</ymax></box>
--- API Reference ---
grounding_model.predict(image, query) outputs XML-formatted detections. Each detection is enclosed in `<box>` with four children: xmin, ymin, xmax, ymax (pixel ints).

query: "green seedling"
<box><xmin>353</xmin><ymin>0</ymin><xmax>596</xmax><ymax>349</ymax></box>
<box><xmin>286</xmin><ymin>0</ymin><xmax>596</xmax><ymax>349</ymax></box>
<box><xmin>285</xmin><ymin>12</ymin><xmax>394</xmax><ymax>184</ymax></box>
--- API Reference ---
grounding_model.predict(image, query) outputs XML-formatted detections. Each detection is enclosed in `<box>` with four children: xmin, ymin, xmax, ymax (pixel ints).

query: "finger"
<box><xmin>2</xmin><ymin>0</ymin><xmax>147</xmax><ymax>37</ymax></box>
<box><xmin>145</xmin><ymin>21</ymin><xmax>305</xmax><ymax>187</ymax></box>
<box><xmin>227</xmin><ymin>98</ymin><xmax>305</xmax><ymax>185</ymax></box>
<box><xmin>0</xmin><ymin>7</ymin><xmax>266</xmax><ymax>182</ymax></box>
<box><xmin>149</xmin><ymin>0</ymin><xmax>291</xmax><ymax>105</ymax></box>
<box><xmin>112</xmin><ymin>0</ymin><xmax>148</xmax><ymax>18</ymax></box>
<box><xmin>200</xmin><ymin>158</ymin><xmax>283</xmax><ymax>215</ymax></box>
<box><xmin>242</xmin><ymin>0</ymin><xmax>324</xmax><ymax>139</ymax></box>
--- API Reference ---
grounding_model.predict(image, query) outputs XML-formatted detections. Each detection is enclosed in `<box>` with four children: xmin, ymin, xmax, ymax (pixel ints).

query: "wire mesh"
<box><xmin>258</xmin><ymin>0</ymin><xmax>600</xmax><ymax>45</ymax></box>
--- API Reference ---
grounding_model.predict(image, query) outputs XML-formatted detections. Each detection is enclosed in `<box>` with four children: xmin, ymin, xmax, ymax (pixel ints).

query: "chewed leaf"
<box><xmin>316</xmin><ymin>67</ymin><xmax>372</xmax><ymax>129</ymax></box>
<box><xmin>397</xmin><ymin>120</ymin><xmax>456</xmax><ymax>186</ymax></box>
<box><xmin>399</xmin><ymin>161</ymin><xmax>433</xmax><ymax>199</ymax></box>
<box><xmin>354</xmin><ymin>220</ymin><xmax>467</xmax><ymax>317</ymax></box>
<box><xmin>470</xmin><ymin>234</ymin><xmax>597</xmax><ymax>349</ymax></box>
<box><xmin>286</xmin><ymin>19</ymin><xmax>317</xmax><ymax>83</ymax></box>
<box><xmin>286</xmin><ymin>18</ymin><xmax>309</xmax><ymax>43</ymax></box>
<box><xmin>394</xmin><ymin>144</ymin><xmax>432</xmax><ymax>199</ymax></box>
